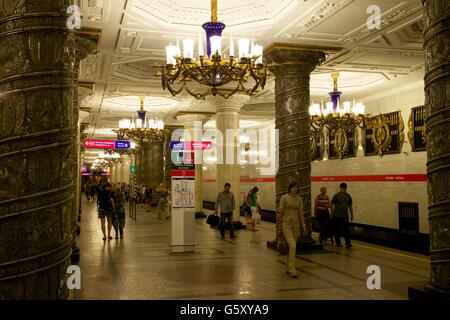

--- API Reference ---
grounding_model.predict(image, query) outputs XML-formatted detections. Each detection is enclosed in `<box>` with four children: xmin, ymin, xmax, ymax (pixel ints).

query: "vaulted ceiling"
<box><xmin>77</xmin><ymin>0</ymin><xmax>425</xmax><ymax>139</ymax></box>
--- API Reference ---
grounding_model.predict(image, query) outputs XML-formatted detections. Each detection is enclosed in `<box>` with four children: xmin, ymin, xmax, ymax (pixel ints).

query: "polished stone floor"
<box><xmin>72</xmin><ymin>198</ymin><xmax>429</xmax><ymax>300</ymax></box>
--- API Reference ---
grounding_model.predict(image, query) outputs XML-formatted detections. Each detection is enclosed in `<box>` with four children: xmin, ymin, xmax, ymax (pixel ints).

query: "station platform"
<box><xmin>72</xmin><ymin>199</ymin><xmax>429</xmax><ymax>300</ymax></box>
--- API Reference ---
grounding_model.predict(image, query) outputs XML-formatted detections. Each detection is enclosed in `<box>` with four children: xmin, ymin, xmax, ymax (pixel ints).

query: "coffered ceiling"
<box><xmin>77</xmin><ymin>0</ymin><xmax>425</xmax><ymax>139</ymax></box>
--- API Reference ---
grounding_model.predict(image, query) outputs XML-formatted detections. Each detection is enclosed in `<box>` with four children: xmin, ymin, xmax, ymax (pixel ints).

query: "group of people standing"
<box><xmin>96</xmin><ymin>177</ymin><xmax>127</xmax><ymax>240</ymax></box>
<box><xmin>279</xmin><ymin>182</ymin><xmax>354</xmax><ymax>278</ymax></box>
<box><xmin>213</xmin><ymin>181</ymin><xmax>354</xmax><ymax>279</ymax></box>
<box><xmin>313</xmin><ymin>183</ymin><xmax>354</xmax><ymax>248</ymax></box>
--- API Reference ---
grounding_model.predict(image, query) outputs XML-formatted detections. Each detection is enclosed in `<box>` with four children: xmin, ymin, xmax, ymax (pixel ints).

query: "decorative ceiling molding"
<box><xmin>132</xmin><ymin>0</ymin><xmax>297</xmax><ymax>27</ymax></box>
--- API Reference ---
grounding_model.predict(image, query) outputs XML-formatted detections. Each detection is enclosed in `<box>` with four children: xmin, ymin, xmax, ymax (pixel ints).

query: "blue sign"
<box><xmin>115</xmin><ymin>140</ymin><xmax>131</xmax><ymax>149</ymax></box>
<box><xmin>170</xmin><ymin>141</ymin><xmax>184</xmax><ymax>150</ymax></box>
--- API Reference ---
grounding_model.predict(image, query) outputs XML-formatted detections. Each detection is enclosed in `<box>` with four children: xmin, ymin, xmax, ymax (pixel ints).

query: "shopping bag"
<box><xmin>255</xmin><ymin>212</ymin><xmax>261</xmax><ymax>224</ymax></box>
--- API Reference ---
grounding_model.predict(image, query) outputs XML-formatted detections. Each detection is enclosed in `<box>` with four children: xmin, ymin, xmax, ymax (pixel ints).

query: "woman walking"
<box><xmin>97</xmin><ymin>177</ymin><xmax>114</xmax><ymax>240</ymax></box>
<box><xmin>112</xmin><ymin>184</ymin><xmax>126</xmax><ymax>239</ymax></box>
<box><xmin>279</xmin><ymin>182</ymin><xmax>307</xmax><ymax>278</ymax></box>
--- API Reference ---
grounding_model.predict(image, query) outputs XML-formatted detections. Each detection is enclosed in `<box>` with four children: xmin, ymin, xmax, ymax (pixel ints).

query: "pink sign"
<box><xmin>83</xmin><ymin>139</ymin><xmax>115</xmax><ymax>149</ymax></box>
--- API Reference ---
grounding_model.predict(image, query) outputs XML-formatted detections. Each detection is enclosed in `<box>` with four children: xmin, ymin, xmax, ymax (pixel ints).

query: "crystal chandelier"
<box><xmin>113</xmin><ymin>96</ymin><xmax>167</xmax><ymax>141</ymax></box>
<box><xmin>309</xmin><ymin>72</ymin><xmax>368</xmax><ymax>132</ymax></box>
<box><xmin>157</xmin><ymin>0</ymin><xmax>269</xmax><ymax>99</ymax></box>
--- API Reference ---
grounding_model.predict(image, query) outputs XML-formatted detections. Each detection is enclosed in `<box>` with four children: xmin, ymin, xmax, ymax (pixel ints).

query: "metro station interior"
<box><xmin>0</xmin><ymin>0</ymin><xmax>449</xmax><ymax>301</ymax></box>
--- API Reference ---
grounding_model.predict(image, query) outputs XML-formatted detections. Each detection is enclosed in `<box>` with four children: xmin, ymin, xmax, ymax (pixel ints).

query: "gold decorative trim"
<box><xmin>334</xmin><ymin>128</ymin><xmax>348</xmax><ymax>160</ymax></box>
<box><xmin>398</xmin><ymin>111</ymin><xmax>405</xmax><ymax>152</ymax></box>
<box><xmin>172</xmin><ymin>111</ymin><xmax>215</xmax><ymax>120</ymax></box>
<box><xmin>74</xmin><ymin>27</ymin><xmax>102</xmax><ymax>43</ymax></box>
<box><xmin>264</xmin><ymin>42</ymin><xmax>343</xmax><ymax>56</ymax></box>
<box><xmin>78</xmin><ymin>81</ymin><xmax>95</xmax><ymax>90</ymax></box>
<box><xmin>408</xmin><ymin>110</ymin><xmax>414</xmax><ymax>146</ymax></box>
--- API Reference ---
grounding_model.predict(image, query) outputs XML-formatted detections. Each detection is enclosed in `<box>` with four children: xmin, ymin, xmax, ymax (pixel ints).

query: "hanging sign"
<box><xmin>83</xmin><ymin>139</ymin><xmax>131</xmax><ymax>150</ymax></box>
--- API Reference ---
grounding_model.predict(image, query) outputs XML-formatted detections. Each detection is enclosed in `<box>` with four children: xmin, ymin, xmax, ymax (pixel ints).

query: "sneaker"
<box><xmin>115</xmin><ymin>235</ymin><xmax>119</xmax><ymax>239</ymax></box>
<box><xmin>120</xmin><ymin>234</ymin><xmax>124</xmax><ymax>238</ymax></box>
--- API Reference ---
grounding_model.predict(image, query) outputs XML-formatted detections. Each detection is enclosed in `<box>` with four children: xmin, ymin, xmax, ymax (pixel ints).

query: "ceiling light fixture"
<box><xmin>309</xmin><ymin>72</ymin><xmax>369</xmax><ymax>131</ymax></box>
<box><xmin>156</xmin><ymin>0</ymin><xmax>269</xmax><ymax>99</ymax></box>
<box><xmin>113</xmin><ymin>96</ymin><xmax>167</xmax><ymax>142</ymax></box>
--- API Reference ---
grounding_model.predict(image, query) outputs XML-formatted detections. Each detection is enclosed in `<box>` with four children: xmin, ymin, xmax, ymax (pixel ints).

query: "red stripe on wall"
<box><xmin>311</xmin><ymin>174</ymin><xmax>427</xmax><ymax>182</ymax></box>
<box><xmin>240</xmin><ymin>178</ymin><xmax>276</xmax><ymax>183</ymax></box>
<box><xmin>202</xmin><ymin>174</ymin><xmax>427</xmax><ymax>183</ymax></box>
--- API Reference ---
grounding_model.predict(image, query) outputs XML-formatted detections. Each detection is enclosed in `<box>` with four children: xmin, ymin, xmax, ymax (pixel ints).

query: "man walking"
<box><xmin>331</xmin><ymin>183</ymin><xmax>354</xmax><ymax>248</ymax></box>
<box><xmin>215</xmin><ymin>183</ymin><xmax>236</xmax><ymax>240</ymax></box>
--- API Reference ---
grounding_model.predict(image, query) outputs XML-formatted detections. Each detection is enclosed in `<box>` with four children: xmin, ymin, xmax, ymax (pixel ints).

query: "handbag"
<box><xmin>206</xmin><ymin>214</ymin><xmax>220</xmax><ymax>227</ymax></box>
<box><xmin>277</xmin><ymin>231</ymin><xmax>289</xmax><ymax>255</ymax></box>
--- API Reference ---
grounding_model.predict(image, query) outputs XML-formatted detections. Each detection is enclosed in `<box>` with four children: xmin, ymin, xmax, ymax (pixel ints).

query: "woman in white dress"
<box><xmin>279</xmin><ymin>182</ymin><xmax>307</xmax><ymax>278</ymax></box>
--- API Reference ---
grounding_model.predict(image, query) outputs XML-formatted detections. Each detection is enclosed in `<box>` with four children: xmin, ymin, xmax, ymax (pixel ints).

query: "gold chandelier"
<box><xmin>156</xmin><ymin>0</ymin><xmax>269</xmax><ymax>99</ymax></box>
<box><xmin>113</xmin><ymin>97</ymin><xmax>168</xmax><ymax>142</ymax></box>
<box><xmin>310</xmin><ymin>72</ymin><xmax>369</xmax><ymax>132</ymax></box>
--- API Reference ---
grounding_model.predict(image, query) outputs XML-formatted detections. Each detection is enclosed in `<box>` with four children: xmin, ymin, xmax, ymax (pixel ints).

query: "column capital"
<box><xmin>264</xmin><ymin>43</ymin><xmax>334</xmax><ymax>76</ymax></box>
<box><xmin>207</xmin><ymin>94</ymin><xmax>251</xmax><ymax>113</ymax></box>
<box><xmin>74</xmin><ymin>27</ymin><xmax>102</xmax><ymax>63</ymax></box>
<box><xmin>175</xmin><ymin>112</ymin><xmax>214</xmax><ymax>127</ymax></box>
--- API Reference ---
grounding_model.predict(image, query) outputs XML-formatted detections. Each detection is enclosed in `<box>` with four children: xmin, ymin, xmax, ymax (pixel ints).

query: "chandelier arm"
<box><xmin>165</xmin><ymin>80</ymin><xmax>186</xmax><ymax>97</ymax></box>
<box><xmin>184</xmin><ymin>85</ymin><xmax>210</xmax><ymax>100</ymax></box>
<box><xmin>167</xmin><ymin>66</ymin><xmax>184</xmax><ymax>85</ymax></box>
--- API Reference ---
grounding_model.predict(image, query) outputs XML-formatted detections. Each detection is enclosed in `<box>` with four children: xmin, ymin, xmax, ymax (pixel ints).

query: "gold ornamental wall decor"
<box><xmin>408</xmin><ymin>106</ymin><xmax>427</xmax><ymax>152</ymax></box>
<box><xmin>328</xmin><ymin>127</ymin><xmax>358</xmax><ymax>160</ymax></box>
<box><xmin>363</xmin><ymin>111</ymin><xmax>404</xmax><ymax>156</ymax></box>
<box><xmin>334</xmin><ymin>128</ymin><xmax>349</xmax><ymax>160</ymax></box>
<box><xmin>371</xmin><ymin>114</ymin><xmax>392</xmax><ymax>156</ymax></box>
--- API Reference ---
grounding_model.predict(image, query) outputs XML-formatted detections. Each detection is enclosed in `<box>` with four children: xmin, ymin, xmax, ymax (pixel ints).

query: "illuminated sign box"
<box><xmin>84</xmin><ymin>139</ymin><xmax>130</xmax><ymax>150</ymax></box>
<box><xmin>169</xmin><ymin>141</ymin><xmax>212</xmax><ymax>150</ymax></box>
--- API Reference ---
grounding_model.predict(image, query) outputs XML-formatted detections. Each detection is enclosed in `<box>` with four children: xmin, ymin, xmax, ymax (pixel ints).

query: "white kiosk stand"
<box><xmin>170</xmin><ymin>155</ymin><xmax>196</xmax><ymax>253</ymax></box>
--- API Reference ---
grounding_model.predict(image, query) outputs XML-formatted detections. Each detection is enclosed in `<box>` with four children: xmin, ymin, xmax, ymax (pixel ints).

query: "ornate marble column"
<box><xmin>115</xmin><ymin>160</ymin><xmax>123</xmax><ymax>184</ymax></box>
<box><xmin>265</xmin><ymin>44</ymin><xmax>326</xmax><ymax>251</ymax></box>
<box><xmin>0</xmin><ymin>0</ymin><xmax>74</xmax><ymax>299</ymax></box>
<box><xmin>163</xmin><ymin>128</ymin><xmax>175</xmax><ymax>189</ymax></box>
<box><xmin>71</xmin><ymin>28</ymin><xmax>100</xmax><ymax>261</ymax></box>
<box><xmin>135</xmin><ymin>143</ymin><xmax>143</xmax><ymax>184</ymax></box>
<box><xmin>208</xmin><ymin>95</ymin><xmax>250</xmax><ymax>225</ymax></box>
<box><xmin>142</xmin><ymin>140</ymin><xmax>164</xmax><ymax>188</ymax></box>
<box><xmin>121</xmin><ymin>155</ymin><xmax>131</xmax><ymax>183</ymax></box>
<box><xmin>412</xmin><ymin>0</ymin><xmax>450</xmax><ymax>299</ymax></box>
<box><xmin>176</xmin><ymin>113</ymin><xmax>213</xmax><ymax>218</ymax></box>
<box><xmin>110</xmin><ymin>164</ymin><xmax>117</xmax><ymax>183</ymax></box>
